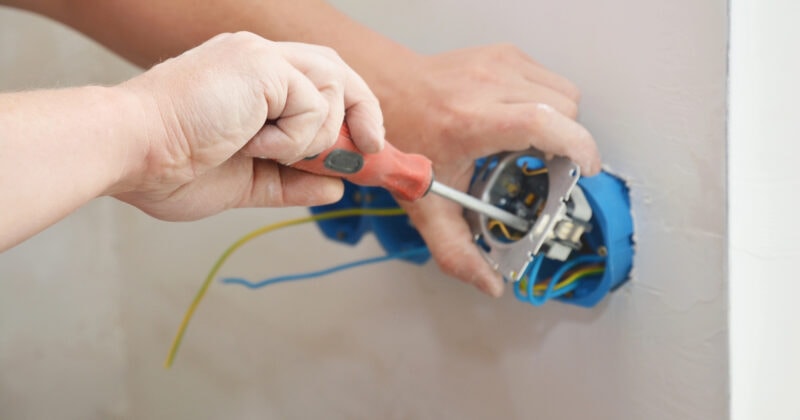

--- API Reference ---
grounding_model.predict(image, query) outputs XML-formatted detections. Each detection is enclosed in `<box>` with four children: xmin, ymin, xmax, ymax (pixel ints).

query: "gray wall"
<box><xmin>0</xmin><ymin>1</ymin><xmax>728</xmax><ymax>419</ymax></box>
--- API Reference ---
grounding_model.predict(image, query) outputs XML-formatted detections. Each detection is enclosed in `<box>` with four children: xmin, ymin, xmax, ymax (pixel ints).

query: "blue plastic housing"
<box><xmin>311</xmin><ymin>183</ymin><xmax>429</xmax><ymax>264</ymax></box>
<box><xmin>311</xmin><ymin>171</ymin><xmax>634</xmax><ymax>308</ymax></box>
<box><xmin>558</xmin><ymin>172</ymin><xmax>634</xmax><ymax>307</ymax></box>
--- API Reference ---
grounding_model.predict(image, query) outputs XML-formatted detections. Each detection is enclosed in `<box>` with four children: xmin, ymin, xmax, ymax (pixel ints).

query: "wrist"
<box><xmin>362</xmin><ymin>47</ymin><xmax>426</xmax><ymax>103</ymax></box>
<box><xmin>100</xmin><ymin>84</ymin><xmax>153</xmax><ymax>196</ymax></box>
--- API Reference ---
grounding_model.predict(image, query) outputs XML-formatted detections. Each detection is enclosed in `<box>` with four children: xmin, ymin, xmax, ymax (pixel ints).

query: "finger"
<box><xmin>237</xmin><ymin>160</ymin><xmax>344</xmax><ymax>208</ymax></box>
<box><xmin>242</xmin><ymin>66</ymin><xmax>329</xmax><ymax>164</ymax></box>
<box><xmin>500</xmin><ymin>79</ymin><xmax>579</xmax><ymax>119</ymax></box>
<box><xmin>274</xmin><ymin>43</ymin><xmax>350</xmax><ymax>158</ymax></box>
<box><xmin>314</xmin><ymin>73</ymin><xmax>346</xmax><ymax>158</ymax></box>
<box><xmin>279</xmin><ymin>43</ymin><xmax>384</xmax><ymax>154</ymax></box>
<box><xmin>400</xmin><ymin>196</ymin><xmax>504</xmax><ymax>297</ymax></box>
<box><xmin>342</xmin><ymin>69</ymin><xmax>385</xmax><ymax>154</ymax></box>
<box><xmin>519</xmin><ymin>64</ymin><xmax>581</xmax><ymax>102</ymax></box>
<box><xmin>510</xmin><ymin>54</ymin><xmax>582</xmax><ymax>102</ymax></box>
<box><xmin>471</xmin><ymin>103</ymin><xmax>601</xmax><ymax>175</ymax></box>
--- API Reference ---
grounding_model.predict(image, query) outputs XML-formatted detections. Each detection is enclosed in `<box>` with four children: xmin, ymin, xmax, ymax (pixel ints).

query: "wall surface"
<box><xmin>0</xmin><ymin>1</ymin><xmax>729</xmax><ymax>420</ymax></box>
<box><xmin>729</xmin><ymin>1</ymin><xmax>800</xmax><ymax>419</ymax></box>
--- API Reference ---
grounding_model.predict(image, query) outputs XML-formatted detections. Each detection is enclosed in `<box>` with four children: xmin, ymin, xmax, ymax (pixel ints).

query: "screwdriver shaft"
<box><xmin>428</xmin><ymin>181</ymin><xmax>531</xmax><ymax>232</ymax></box>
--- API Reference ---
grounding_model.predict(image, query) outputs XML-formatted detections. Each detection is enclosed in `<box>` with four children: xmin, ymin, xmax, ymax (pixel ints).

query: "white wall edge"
<box><xmin>729</xmin><ymin>1</ymin><xmax>800</xmax><ymax>419</ymax></box>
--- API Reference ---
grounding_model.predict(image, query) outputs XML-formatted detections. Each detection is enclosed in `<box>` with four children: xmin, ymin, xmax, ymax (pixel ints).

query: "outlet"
<box><xmin>311</xmin><ymin>152</ymin><xmax>634</xmax><ymax>308</ymax></box>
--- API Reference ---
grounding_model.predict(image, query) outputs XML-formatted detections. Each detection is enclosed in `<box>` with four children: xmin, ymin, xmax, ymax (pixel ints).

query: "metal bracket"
<box><xmin>465</xmin><ymin>150</ymin><xmax>582</xmax><ymax>282</ymax></box>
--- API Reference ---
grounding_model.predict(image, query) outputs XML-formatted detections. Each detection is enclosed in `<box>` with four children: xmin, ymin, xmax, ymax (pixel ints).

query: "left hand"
<box><xmin>112</xmin><ymin>33</ymin><xmax>385</xmax><ymax>221</ymax></box>
<box><xmin>379</xmin><ymin>45</ymin><xmax>601</xmax><ymax>297</ymax></box>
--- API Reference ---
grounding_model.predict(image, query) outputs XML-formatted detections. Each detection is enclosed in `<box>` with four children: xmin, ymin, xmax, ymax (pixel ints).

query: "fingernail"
<box><xmin>478</xmin><ymin>278</ymin><xmax>504</xmax><ymax>298</ymax></box>
<box><xmin>362</xmin><ymin>142</ymin><xmax>381</xmax><ymax>154</ymax></box>
<box><xmin>489</xmin><ymin>281</ymin><xmax>504</xmax><ymax>298</ymax></box>
<box><xmin>590</xmin><ymin>158</ymin><xmax>602</xmax><ymax>176</ymax></box>
<box><xmin>369</xmin><ymin>125</ymin><xmax>386</xmax><ymax>152</ymax></box>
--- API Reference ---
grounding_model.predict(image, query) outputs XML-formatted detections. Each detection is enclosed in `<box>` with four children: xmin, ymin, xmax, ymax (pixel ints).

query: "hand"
<box><xmin>112</xmin><ymin>32</ymin><xmax>384</xmax><ymax>221</ymax></box>
<box><xmin>380</xmin><ymin>45</ymin><xmax>601</xmax><ymax>297</ymax></box>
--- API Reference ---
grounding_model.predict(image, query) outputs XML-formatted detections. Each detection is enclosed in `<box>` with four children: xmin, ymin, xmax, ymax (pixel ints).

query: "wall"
<box><xmin>0</xmin><ymin>1</ymin><xmax>729</xmax><ymax>419</ymax></box>
<box><xmin>729</xmin><ymin>1</ymin><xmax>800</xmax><ymax>419</ymax></box>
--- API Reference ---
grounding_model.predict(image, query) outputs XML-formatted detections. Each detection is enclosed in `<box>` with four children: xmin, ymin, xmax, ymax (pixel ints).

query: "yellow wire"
<box><xmin>521</xmin><ymin>162</ymin><xmax>549</xmax><ymax>176</ymax></box>
<box><xmin>487</xmin><ymin>220</ymin><xmax>522</xmax><ymax>240</ymax></box>
<box><xmin>519</xmin><ymin>265</ymin><xmax>605</xmax><ymax>296</ymax></box>
<box><xmin>164</xmin><ymin>207</ymin><xmax>406</xmax><ymax>369</ymax></box>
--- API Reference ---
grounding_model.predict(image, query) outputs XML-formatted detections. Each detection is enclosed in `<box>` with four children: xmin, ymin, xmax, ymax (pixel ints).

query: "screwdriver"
<box><xmin>291</xmin><ymin>125</ymin><xmax>531</xmax><ymax>232</ymax></box>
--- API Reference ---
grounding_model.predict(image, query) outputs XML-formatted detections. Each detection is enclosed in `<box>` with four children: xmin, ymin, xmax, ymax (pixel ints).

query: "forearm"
<box><xmin>0</xmin><ymin>86</ymin><xmax>146</xmax><ymax>250</ymax></box>
<box><xmin>2</xmin><ymin>0</ymin><xmax>599</xmax><ymax>296</ymax></box>
<box><xmin>10</xmin><ymin>0</ymin><xmax>419</xmax><ymax>101</ymax></box>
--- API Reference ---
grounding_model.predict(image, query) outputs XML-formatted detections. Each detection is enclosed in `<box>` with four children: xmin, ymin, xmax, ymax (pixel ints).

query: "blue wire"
<box><xmin>530</xmin><ymin>254</ymin><xmax>606</xmax><ymax>306</ymax></box>
<box><xmin>514</xmin><ymin>254</ymin><xmax>606</xmax><ymax>307</ymax></box>
<box><xmin>513</xmin><ymin>254</ymin><xmax>544</xmax><ymax>303</ymax></box>
<box><xmin>221</xmin><ymin>237</ymin><xmax>602</xmax><ymax>307</ymax></box>
<box><xmin>221</xmin><ymin>246</ymin><xmax>431</xmax><ymax>290</ymax></box>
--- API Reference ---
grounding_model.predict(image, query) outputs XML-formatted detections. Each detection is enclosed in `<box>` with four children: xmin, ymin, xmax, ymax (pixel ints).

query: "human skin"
<box><xmin>2</xmin><ymin>0</ymin><xmax>601</xmax><ymax>296</ymax></box>
<box><xmin>0</xmin><ymin>33</ymin><xmax>384</xmax><ymax>251</ymax></box>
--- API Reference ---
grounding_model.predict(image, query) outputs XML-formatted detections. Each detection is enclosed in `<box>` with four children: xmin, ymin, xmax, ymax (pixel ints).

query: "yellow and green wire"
<box><xmin>164</xmin><ymin>207</ymin><xmax>406</xmax><ymax>368</ymax></box>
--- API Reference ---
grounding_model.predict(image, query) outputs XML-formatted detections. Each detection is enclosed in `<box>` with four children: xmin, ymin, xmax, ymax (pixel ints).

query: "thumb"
<box><xmin>237</xmin><ymin>161</ymin><xmax>344</xmax><ymax>208</ymax></box>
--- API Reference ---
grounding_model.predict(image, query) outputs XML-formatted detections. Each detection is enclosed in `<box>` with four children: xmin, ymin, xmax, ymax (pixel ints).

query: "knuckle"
<box><xmin>499</xmin><ymin>43</ymin><xmax>519</xmax><ymax>54</ymax></box>
<box><xmin>468</xmin><ymin>67</ymin><xmax>497</xmax><ymax>84</ymax></box>
<box><xmin>318</xmin><ymin>45</ymin><xmax>339</xmax><ymax>59</ymax></box>
<box><xmin>527</xmin><ymin>103</ymin><xmax>554</xmax><ymax>131</ymax></box>
<box><xmin>226</xmin><ymin>32</ymin><xmax>273</xmax><ymax>62</ymax></box>
<box><xmin>309</xmin><ymin>98</ymin><xmax>331</xmax><ymax>127</ymax></box>
<box><xmin>435</xmin><ymin>255</ymin><xmax>462</xmax><ymax>279</ymax></box>
<box><xmin>318</xmin><ymin>45</ymin><xmax>344</xmax><ymax>65</ymax></box>
<box><xmin>438</xmin><ymin>104</ymin><xmax>475</xmax><ymax>139</ymax></box>
<box><xmin>494</xmin><ymin>43</ymin><xmax>520</xmax><ymax>60</ymax></box>
<box><xmin>308</xmin><ymin>44</ymin><xmax>342</xmax><ymax>62</ymax></box>
<box><xmin>325</xmin><ymin>76</ymin><xmax>345</xmax><ymax>95</ymax></box>
<box><xmin>231</xmin><ymin>31</ymin><xmax>261</xmax><ymax>42</ymax></box>
<box><xmin>331</xmin><ymin>65</ymin><xmax>350</xmax><ymax>86</ymax></box>
<box><xmin>563</xmin><ymin>100</ymin><xmax>579</xmax><ymax>119</ymax></box>
<box><xmin>564</xmin><ymin>82</ymin><xmax>582</xmax><ymax>102</ymax></box>
<box><xmin>207</xmin><ymin>32</ymin><xmax>234</xmax><ymax>43</ymax></box>
<box><xmin>472</xmin><ymin>67</ymin><xmax>497</xmax><ymax>83</ymax></box>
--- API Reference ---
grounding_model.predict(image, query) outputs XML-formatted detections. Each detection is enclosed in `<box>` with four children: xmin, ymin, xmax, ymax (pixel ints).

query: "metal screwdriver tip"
<box><xmin>428</xmin><ymin>181</ymin><xmax>531</xmax><ymax>232</ymax></box>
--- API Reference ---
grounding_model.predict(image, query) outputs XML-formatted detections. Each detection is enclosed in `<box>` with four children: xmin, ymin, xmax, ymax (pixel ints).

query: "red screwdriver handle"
<box><xmin>291</xmin><ymin>125</ymin><xmax>434</xmax><ymax>201</ymax></box>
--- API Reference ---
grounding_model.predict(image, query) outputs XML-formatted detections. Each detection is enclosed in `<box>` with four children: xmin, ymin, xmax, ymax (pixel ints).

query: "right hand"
<box><xmin>375</xmin><ymin>45</ymin><xmax>600</xmax><ymax>297</ymax></box>
<box><xmin>112</xmin><ymin>32</ymin><xmax>385</xmax><ymax>221</ymax></box>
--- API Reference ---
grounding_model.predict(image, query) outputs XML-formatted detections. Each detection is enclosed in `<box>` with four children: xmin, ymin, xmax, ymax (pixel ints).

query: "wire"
<box><xmin>164</xmin><ymin>207</ymin><xmax>407</xmax><ymax>369</ymax></box>
<box><xmin>533</xmin><ymin>255</ymin><xmax>605</xmax><ymax>306</ymax></box>
<box><xmin>546</xmin><ymin>265</ymin><xmax>604</xmax><ymax>293</ymax></box>
<box><xmin>521</xmin><ymin>162</ymin><xmax>548</xmax><ymax>176</ymax></box>
<box><xmin>518</xmin><ymin>264</ymin><xmax>604</xmax><ymax>295</ymax></box>
<box><xmin>487</xmin><ymin>220</ymin><xmax>522</xmax><ymax>241</ymax></box>
<box><xmin>222</xmin><ymin>246</ymin><xmax>430</xmax><ymax>289</ymax></box>
<box><xmin>513</xmin><ymin>255</ymin><xmax>606</xmax><ymax>306</ymax></box>
<box><xmin>513</xmin><ymin>254</ymin><xmax>545</xmax><ymax>303</ymax></box>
